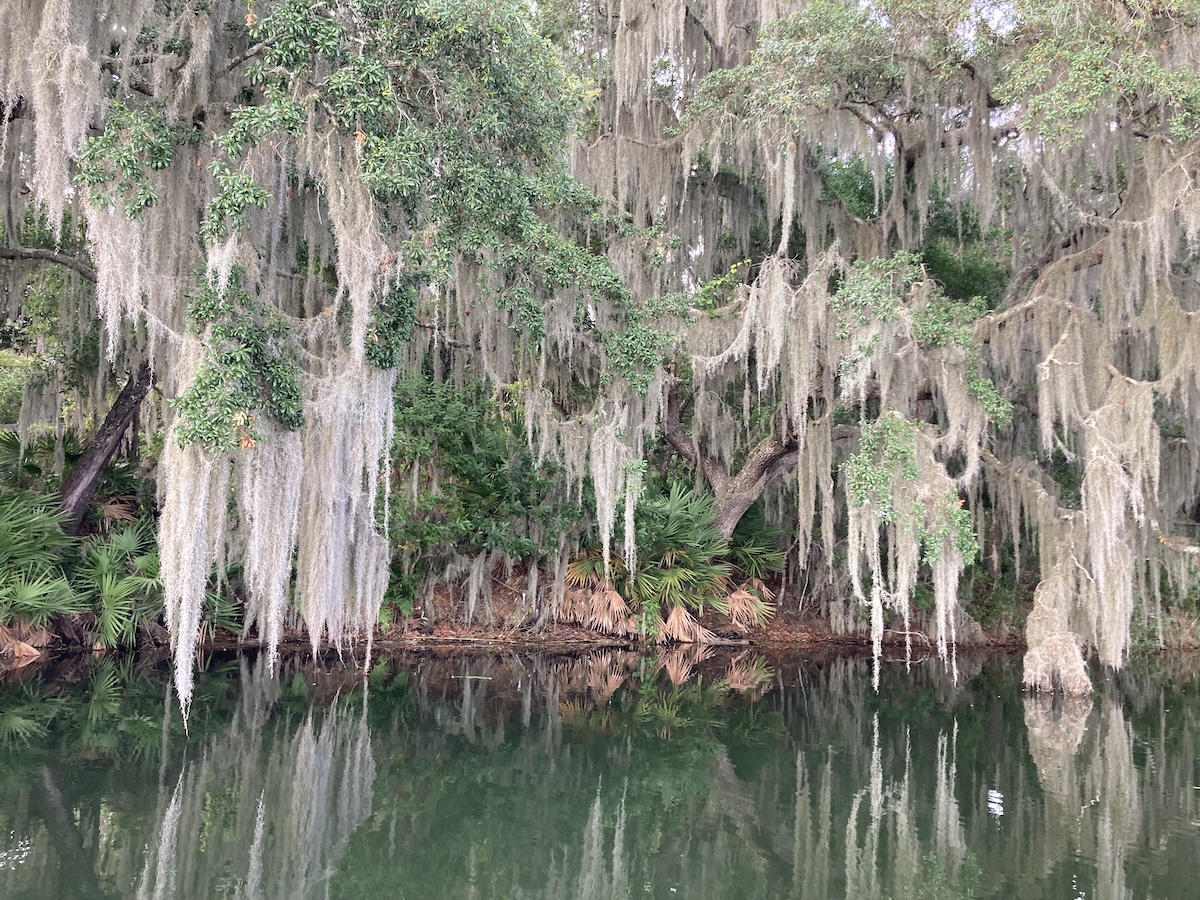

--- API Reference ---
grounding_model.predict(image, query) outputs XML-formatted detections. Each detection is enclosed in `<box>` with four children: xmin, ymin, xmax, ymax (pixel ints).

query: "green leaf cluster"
<box><xmin>910</xmin><ymin>294</ymin><xmax>1012</xmax><ymax>426</ymax></box>
<box><xmin>201</xmin><ymin>164</ymin><xmax>274</xmax><ymax>243</ymax></box>
<box><xmin>173</xmin><ymin>268</ymin><xmax>304</xmax><ymax>452</ymax></box>
<box><xmin>821</xmin><ymin>156</ymin><xmax>889</xmax><ymax>221</ymax></box>
<box><xmin>1000</xmin><ymin>0</ymin><xmax>1200</xmax><ymax>143</ymax></box>
<box><xmin>843</xmin><ymin>416</ymin><xmax>919</xmax><ymax>521</ymax></box>
<box><xmin>686</xmin><ymin>0</ymin><xmax>905</xmax><ymax>127</ymax></box>
<box><xmin>843</xmin><ymin>417</ymin><xmax>977</xmax><ymax>564</ymax></box>
<box><xmin>76</xmin><ymin>103</ymin><xmax>178</xmax><ymax>217</ymax></box>
<box><xmin>600</xmin><ymin>320</ymin><xmax>673</xmax><ymax>393</ymax></box>
<box><xmin>831</xmin><ymin>253</ymin><xmax>922</xmax><ymax>339</ymax></box>
<box><xmin>365</xmin><ymin>283</ymin><xmax>419</xmax><ymax>369</ymax></box>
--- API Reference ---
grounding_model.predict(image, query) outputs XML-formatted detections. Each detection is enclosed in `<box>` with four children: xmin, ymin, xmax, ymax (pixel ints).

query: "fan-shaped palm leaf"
<box><xmin>0</xmin><ymin>573</ymin><xmax>82</xmax><ymax>627</ymax></box>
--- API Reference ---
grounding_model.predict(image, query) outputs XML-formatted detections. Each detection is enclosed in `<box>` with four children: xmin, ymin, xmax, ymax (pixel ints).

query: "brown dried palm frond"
<box><xmin>726</xmin><ymin>587</ymin><xmax>775</xmax><ymax>629</ymax></box>
<box><xmin>559</xmin><ymin>700</ymin><xmax>587</xmax><ymax>721</ymax></box>
<box><xmin>644</xmin><ymin>614</ymin><xmax>668</xmax><ymax>642</ymax></box>
<box><xmin>747</xmin><ymin>578</ymin><xmax>775</xmax><ymax>602</ymax></box>
<box><xmin>723</xmin><ymin>652</ymin><xmax>773</xmax><ymax>695</ymax></box>
<box><xmin>587</xmin><ymin>586</ymin><xmax>631</xmax><ymax>634</ymax></box>
<box><xmin>20</xmin><ymin>628</ymin><xmax>52</xmax><ymax>648</ymax></box>
<box><xmin>660</xmin><ymin>603</ymin><xmax>719</xmax><ymax>644</ymax></box>
<box><xmin>0</xmin><ymin>624</ymin><xmax>40</xmax><ymax>661</ymax></box>
<box><xmin>560</xmin><ymin>588</ymin><xmax>590</xmax><ymax>624</ymax></box>
<box><xmin>554</xmin><ymin>656</ymin><xmax>589</xmax><ymax>692</ymax></box>
<box><xmin>616</xmin><ymin>615</ymin><xmax>641</xmax><ymax>635</ymax></box>
<box><xmin>97</xmin><ymin>496</ymin><xmax>138</xmax><ymax>530</ymax></box>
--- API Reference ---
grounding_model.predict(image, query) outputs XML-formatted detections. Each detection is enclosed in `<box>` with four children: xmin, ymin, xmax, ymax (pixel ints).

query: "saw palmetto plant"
<box><xmin>566</xmin><ymin>483</ymin><xmax>782</xmax><ymax>639</ymax></box>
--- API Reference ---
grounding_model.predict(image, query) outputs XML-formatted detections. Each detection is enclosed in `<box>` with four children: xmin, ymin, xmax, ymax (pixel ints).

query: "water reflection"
<box><xmin>135</xmin><ymin>660</ymin><xmax>373</xmax><ymax>900</ymax></box>
<box><xmin>0</xmin><ymin>651</ymin><xmax>1197</xmax><ymax>899</ymax></box>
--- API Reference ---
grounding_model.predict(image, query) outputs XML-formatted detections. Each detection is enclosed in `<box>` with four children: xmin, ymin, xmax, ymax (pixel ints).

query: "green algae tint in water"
<box><xmin>1</xmin><ymin>651</ymin><xmax>1198</xmax><ymax>899</ymax></box>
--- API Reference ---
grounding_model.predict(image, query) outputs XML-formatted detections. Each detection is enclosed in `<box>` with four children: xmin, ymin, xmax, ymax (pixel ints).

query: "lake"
<box><xmin>1</xmin><ymin>648</ymin><xmax>1197</xmax><ymax>899</ymax></box>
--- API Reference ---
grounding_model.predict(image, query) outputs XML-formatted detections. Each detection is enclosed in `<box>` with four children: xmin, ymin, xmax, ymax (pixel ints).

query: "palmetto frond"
<box><xmin>0</xmin><ymin>573</ymin><xmax>82</xmax><ymax>627</ymax></box>
<box><xmin>658</xmin><ymin>643</ymin><xmax>715</xmax><ymax>684</ymax></box>
<box><xmin>586</xmin><ymin>587</ymin><xmax>632</xmax><ymax>634</ymax></box>
<box><xmin>73</xmin><ymin>525</ymin><xmax>164</xmax><ymax>648</ymax></box>
<box><xmin>660</xmin><ymin>603</ymin><xmax>719</xmax><ymax>644</ymax></box>
<box><xmin>726</xmin><ymin>588</ymin><xmax>775</xmax><ymax>628</ymax></box>
<box><xmin>91</xmin><ymin>571</ymin><xmax>139</xmax><ymax>648</ymax></box>
<box><xmin>0</xmin><ymin>492</ymin><xmax>73</xmax><ymax>573</ymax></box>
<box><xmin>722</xmin><ymin>652</ymin><xmax>773</xmax><ymax>695</ymax></box>
<box><xmin>584</xmin><ymin>651</ymin><xmax>630</xmax><ymax>703</ymax></box>
<box><xmin>728</xmin><ymin>507</ymin><xmax>786</xmax><ymax>581</ymax></box>
<box><xmin>0</xmin><ymin>701</ymin><xmax>54</xmax><ymax>746</ymax></box>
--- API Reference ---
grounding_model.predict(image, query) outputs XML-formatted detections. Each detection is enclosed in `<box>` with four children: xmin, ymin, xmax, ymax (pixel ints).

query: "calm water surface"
<box><xmin>1</xmin><ymin>649</ymin><xmax>1197</xmax><ymax>899</ymax></box>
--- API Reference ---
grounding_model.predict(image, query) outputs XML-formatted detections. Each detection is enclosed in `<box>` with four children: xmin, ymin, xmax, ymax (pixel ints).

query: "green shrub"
<box><xmin>388</xmin><ymin>375</ymin><xmax>580</xmax><ymax>616</ymax></box>
<box><xmin>72</xmin><ymin>522</ymin><xmax>164</xmax><ymax>648</ymax></box>
<box><xmin>567</xmin><ymin>483</ymin><xmax>783</xmax><ymax>638</ymax></box>
<box><xmin>0</xmin><ymin>493</ymin><xmax>80</xmax><ymax>632</ymax></box>
<box><xmin>0</xmin><ymin>428</ymin><xmax>144</xmax><ymax>525</ymax></box>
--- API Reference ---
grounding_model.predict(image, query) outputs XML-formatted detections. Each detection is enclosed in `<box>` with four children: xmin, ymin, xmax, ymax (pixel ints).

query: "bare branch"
<box><xmin>0</xmin><ymin>246</ymin><xmax>97</xmax><ymax>283</ymax></box>
<box><xmin>663</xmin><ymin>377</ymin><xmax>722</xmax><ymax>488</ymax></box>
<box><xmin>1003</xmin><ymin>225</ymin><xmax>1086</xmax><ymax>307</ymax></box>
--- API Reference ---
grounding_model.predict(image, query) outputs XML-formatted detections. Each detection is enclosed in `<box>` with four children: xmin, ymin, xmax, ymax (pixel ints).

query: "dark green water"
<box><xmin>1</xmin><ymin>649</ymin><xmax>1197</xmax><ymax>899</ymax></box>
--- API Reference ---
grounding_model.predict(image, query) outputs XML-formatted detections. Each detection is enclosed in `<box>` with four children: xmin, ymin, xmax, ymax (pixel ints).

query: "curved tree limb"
<box><xmin>0</xmin><ymin>246</ymin><xmax>97</xmax><ymax>283</ymax></box>
<box><xmin>663</xmin><ymin>377</ymin><xmax>726</xmax><ymax>493</ymax></box>
<box><xmin>1003</xmin><ymin>225</ymin><xmax>1086</xmax><ymax>307</ymax></box>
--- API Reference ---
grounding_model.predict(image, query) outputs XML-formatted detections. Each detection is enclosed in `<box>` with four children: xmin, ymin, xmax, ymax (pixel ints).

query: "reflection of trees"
<box><xmin>134</xmin><ymin>658</ymin><xmax>374</xmax><ymax>900</ymax></box>
<box><xmin>1023</xmin><ymin>684</ymin><xmax>1196</xmax><ymax>900</ymax></box>
<box><xmin>3</xmin><ymin>652</ymin><xmax>1199</xmax><ymax>899</ymax></box>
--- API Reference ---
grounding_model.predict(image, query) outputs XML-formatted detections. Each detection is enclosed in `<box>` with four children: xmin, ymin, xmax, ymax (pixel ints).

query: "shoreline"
<box><xmin>10</xmin><ymin>615</ymin><xmax>1200</xmax><ymax>672</ymax></box>
<box><xmin>199</xmin><ymin>617</ymin><xmax>1030</xmax><ymax>655</ymax></box>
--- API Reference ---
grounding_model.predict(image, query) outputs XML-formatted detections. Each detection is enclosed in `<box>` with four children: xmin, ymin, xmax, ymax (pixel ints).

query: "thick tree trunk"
<box><xmin>663</xmin><ymin>378</ymin><xmax>798</xmax><ymax>538</ymax></box>
<box><xmin>58</xmin><ymin>362</ymin><xmax>152</xmax><ymax>535</ymax></box>
<box><xmin>711</xmin><ymin>441</ymin><xmax>799</xmax><ymax>538</ymax></box>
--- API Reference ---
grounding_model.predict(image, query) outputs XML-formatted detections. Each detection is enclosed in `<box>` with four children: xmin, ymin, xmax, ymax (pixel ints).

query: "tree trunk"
<box><xmin>663</xmin><ymin>377</ymin><xmax>798</xmax><ymax>538</ymax></box>
<box><xmin>708</xmin><ymin>418</ymin><xmax>798</xmax><ymax>537</ymax></box>
<box><xmin>58</xmin><ymin>362</ymin><xmax>152</xmax><ymax>535</ymax></box>
<box><xmin>711</xmin><ymin>447</ymin><xmax>799</xmax><ymax>537</ymax></box>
